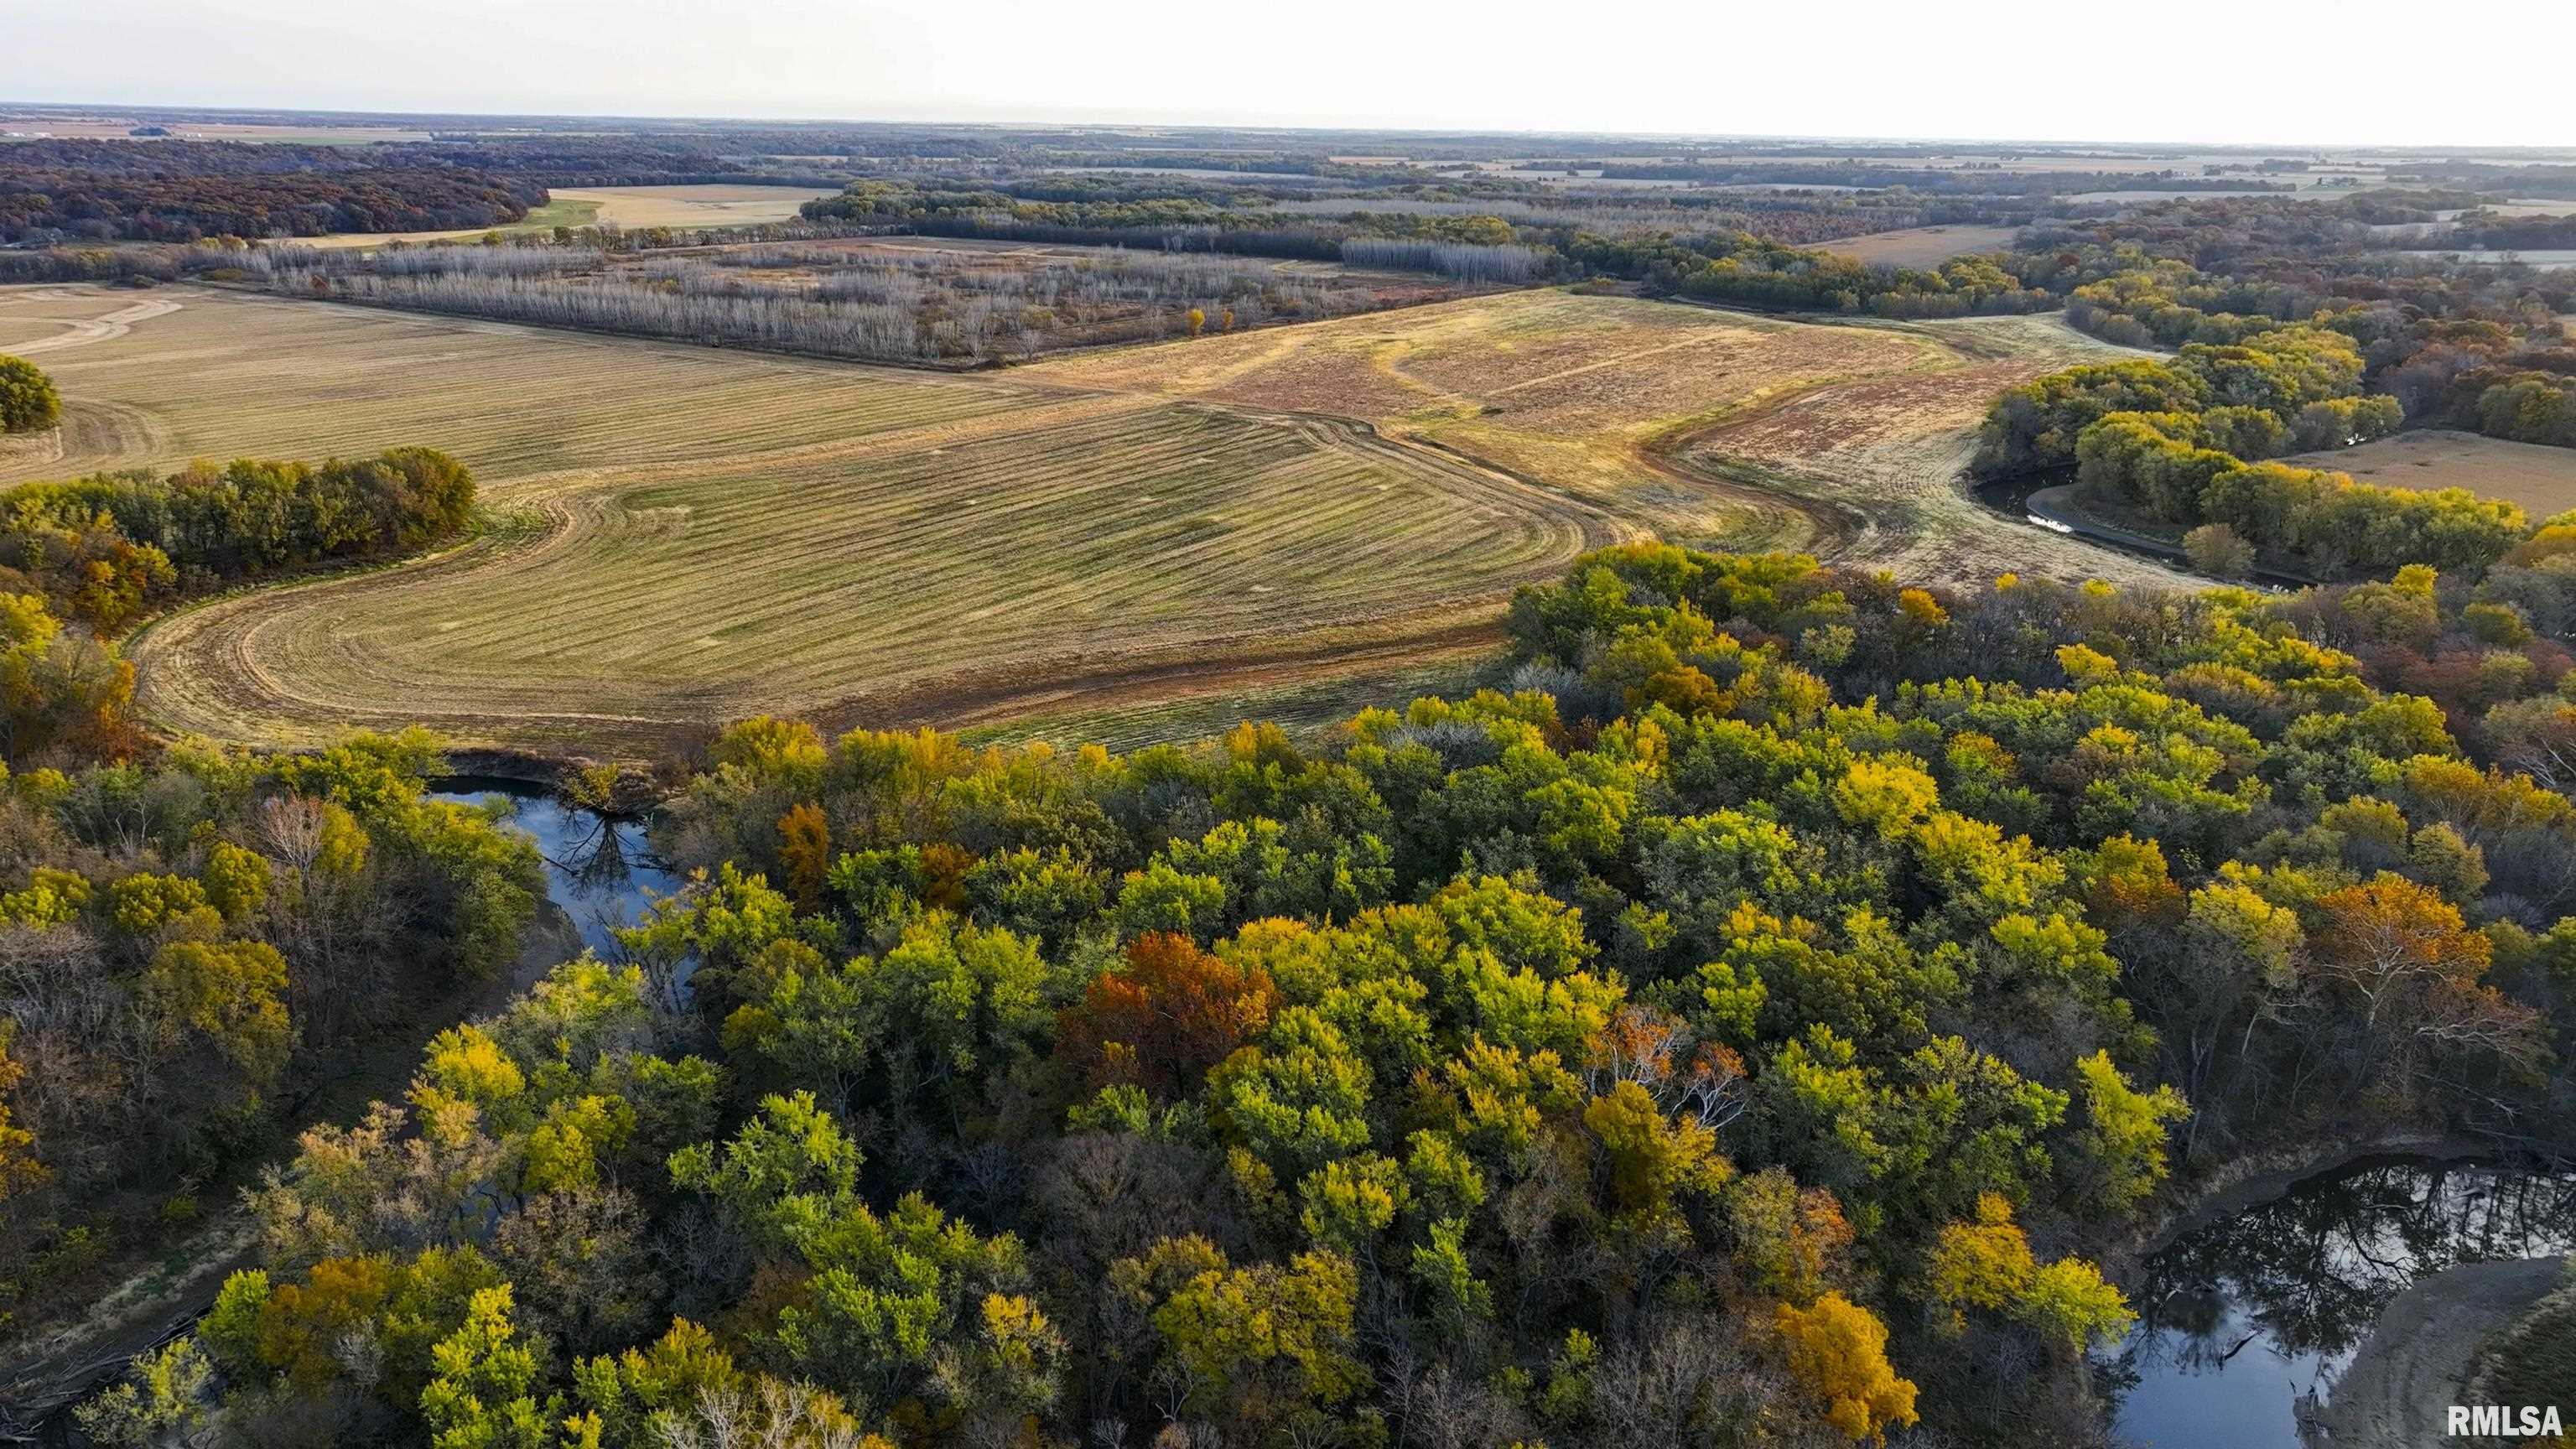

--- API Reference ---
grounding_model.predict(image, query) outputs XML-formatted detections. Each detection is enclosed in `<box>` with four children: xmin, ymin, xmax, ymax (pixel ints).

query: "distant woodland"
<box><xmin>0</xmin><ymin>141</ymin><xmax>543</xmax><ymax>243</ymax></box>
<box><xmin>242</xmin><ymin>240</ymin><xmax>1472</xmax><ymax>365</ymax></box>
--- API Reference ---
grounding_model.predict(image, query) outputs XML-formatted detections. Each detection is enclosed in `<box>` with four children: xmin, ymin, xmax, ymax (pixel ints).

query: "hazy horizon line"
<box><xmin>7</xmin><ymin>96</ymin><xmax>2570</xmax><ymax>157</ymax></box>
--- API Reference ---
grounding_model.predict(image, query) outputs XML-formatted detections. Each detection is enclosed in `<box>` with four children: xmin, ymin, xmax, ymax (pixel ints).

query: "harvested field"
<box><xmin>1668</xmin><ymin>310</ymin><xmax>2172</xmax><ymax>582</ymax></box>
<box><xmin>10</xmin><ymin>284</ymin><xmax>1628</xmax><ymax>757</ymax></box>
<box><xmin>0</xmin><ymin>288</ymin><xmax>1026</xmax><ymax>483</ymax></box>
<box><xmin>1027</xmin><ymin>289</ymin><xmax>1932</xmax><ymax>506</ymax></box>
<box><xmin>16</xmin><ymin>282</ymin><xmax>2184</xmax><ymax>759</ymax></box>
<box><xmin>2286</xmin><ymin>429</ymin><xmax>2576</xmax><ymax>517</ymax></box>
<box><xmin>1819</xmin><ymin>224</ymin><xmax>2022</xmax><ymax>268</ymax></box>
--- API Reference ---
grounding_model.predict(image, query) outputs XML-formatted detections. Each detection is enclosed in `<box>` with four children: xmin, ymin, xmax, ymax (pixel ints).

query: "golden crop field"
<box><xmin>294</xmin><ymin>184</ymin><xmax>839</xmax><ymax>249</ymax></box>
<box><xmin>3</xmin><ymin>281</ymin><xmax>2174</xmax><ymax>758</ymax></box>
<box><xmin>4</xmin><ymin>284</ymin><xmax>1628</xmax><ymax>756</ymax></box>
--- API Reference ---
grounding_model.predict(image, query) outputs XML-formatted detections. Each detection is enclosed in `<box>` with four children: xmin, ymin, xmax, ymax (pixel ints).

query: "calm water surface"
<box><xmin>2108</xmin><ymin>1157</ymin><xmax>2576</xmax><ymax>1447</ymax></box>
<box><xmin>428</xmin><ymin>775</ymin><xmax>679</xmax><ymax>955</ymax></box>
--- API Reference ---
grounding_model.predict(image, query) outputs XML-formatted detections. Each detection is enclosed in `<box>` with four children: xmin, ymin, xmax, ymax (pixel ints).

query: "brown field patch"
<box><xmin>1026</xmin><ymin>289</ymin><xmax>1939</xmax><ymax>506</ymax></box>
<box><xmin>2287</xmin><ymin>429</ymin><xmax>2576</xmax><ymax>517</ymax></box>
<box><xmin>1667</xmin><ymin>311</ymin><xmax>2182</xmax><ymax>584</ymax></box>
<box><xmin>543</xmin><ymin>184</ymin><xmax>844</xmax><ymax>228</ymax></box>
<box><xmin>1819</xmin><ymin>225</ymin><xmax>2023</xmax><ymax>268</ymax></box>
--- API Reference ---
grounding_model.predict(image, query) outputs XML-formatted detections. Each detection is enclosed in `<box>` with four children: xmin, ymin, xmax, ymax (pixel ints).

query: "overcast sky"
<box><xmin>8</xmin><ymin>0</ymin><xmax>2572</xmax><ymax>148</ymax></box>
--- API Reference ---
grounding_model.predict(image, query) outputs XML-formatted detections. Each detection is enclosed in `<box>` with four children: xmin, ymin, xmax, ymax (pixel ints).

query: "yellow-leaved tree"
<box><xmin>1775</xmin><ymin>1291</ymin><xmax>1919</xmax><ymax>1445</ymax></box>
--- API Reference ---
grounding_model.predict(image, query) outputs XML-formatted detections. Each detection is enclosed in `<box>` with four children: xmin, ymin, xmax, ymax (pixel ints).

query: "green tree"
<box><xmin>2065</xmin><ymin>1050</ymin><xmax>2186</xmax><ymax>1216</ymax></box>
<box><xmin>0</xmin><ymin>356</ymin><xmax>58</xmax><ymax>434</ymax></box>
<box><xmin>419</xmin><ymin>1285</ymin><xmax>565</xmax><ymax>1449</ymax></box>
<box><xmin>1120</xmin><ymin>1239</ymin><xmax>1364</xmax><ymax>1435</ymax></box>
<box><xmin>72</xmin><ymin>1337</ymin><xmax>215</xmax><ymax>1447</ymax></box>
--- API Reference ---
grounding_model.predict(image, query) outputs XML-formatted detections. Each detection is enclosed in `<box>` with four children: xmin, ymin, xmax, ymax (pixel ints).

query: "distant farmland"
<box><xmin>295</xmin><ymin>183</ymin><xmax>837</xmax><ymax>248</ymax></box>
<box><xmin>543</xmin><ymin>184</ymin><xmax>843</xmax><ymax>228</ymax></box>
<box><xmin>6</xmin><ymin>281</ymin><xmax>2175</xmax><ymax>759</ymax></box>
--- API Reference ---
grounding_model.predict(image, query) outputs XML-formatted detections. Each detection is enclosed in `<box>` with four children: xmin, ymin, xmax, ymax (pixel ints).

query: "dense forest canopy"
<box><xmin>22</xmin><ymin>543</ymin><xmax>2574</xmax><ymax>1447</ymax></box>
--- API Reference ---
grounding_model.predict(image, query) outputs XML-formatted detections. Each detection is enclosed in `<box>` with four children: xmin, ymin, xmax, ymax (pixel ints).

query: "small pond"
<box><xmin>428</xmin><ymin>774</ymin><xmax>678</xmax><ymax>956</ymax></box>
<box><xmin>2107</xmin><ymin>1156</ymin><xmax>2576</xmax><ymax>1447</ymax></box>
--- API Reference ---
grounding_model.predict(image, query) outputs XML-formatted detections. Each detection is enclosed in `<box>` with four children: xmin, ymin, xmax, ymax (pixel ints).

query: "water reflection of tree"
<box><xmin>2119</xmin><ymin>1161</ymin><xmax>2576</xmax><ymax>1374</ymax></box>
<box><xmin>548</xmin><ymin>797</ymin><xmax>636</xmax><ymax>892</ymax></box>
<box><xmin>543</xmin><ymin>801</ymin><xmax>679</xmax><ymax>956</ymax></box>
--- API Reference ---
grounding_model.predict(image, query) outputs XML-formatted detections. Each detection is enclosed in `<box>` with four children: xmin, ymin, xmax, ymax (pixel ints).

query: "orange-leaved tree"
<box><xmin>1057</xmin><ymin>932</ymin><xmax>1280</xmax><ymax>1097</ymax></box>
<box><xmin>2308</xmin><ymin>873</ymin><xmax>2539</xmax><ymax>1075</ymax></box>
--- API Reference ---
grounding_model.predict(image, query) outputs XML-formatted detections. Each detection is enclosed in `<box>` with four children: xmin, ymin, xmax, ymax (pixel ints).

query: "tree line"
<box><xmin>1979</xmin><ymin>317</ymin><xmax>2552</xmax><ymax>579</ymax></box>
<box><xmin>0</xmin><ymin>445</ymin><xmax>477</xmax><ymax>634</ymax></box>
<box><xmin>2029</xmin><ymin>199</ymin><xmax>2576</xmax><ymax>454</ymax></box>
<box><xmin>250</xmin><ymin>236</ymin><xmax>1452</xmax><ymax>365</ymax></box>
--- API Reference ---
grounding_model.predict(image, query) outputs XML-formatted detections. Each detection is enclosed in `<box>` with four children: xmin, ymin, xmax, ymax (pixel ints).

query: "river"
<box><xmin>2108</xmin><ymin>1156</ymin><xmax>2576</xmax><ymax>1447</ymax></box>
